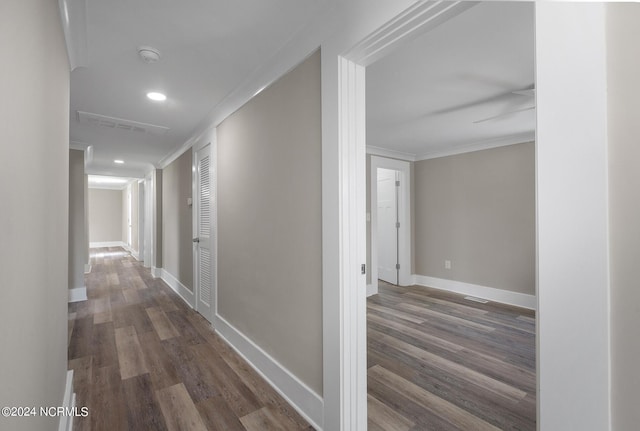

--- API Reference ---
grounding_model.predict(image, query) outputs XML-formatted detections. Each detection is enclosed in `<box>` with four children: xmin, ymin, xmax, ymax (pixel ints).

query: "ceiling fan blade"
<box><xmin>473</xmin><ymin>106</ymin><xmax>535</xmax><ymax>124</ymax></box>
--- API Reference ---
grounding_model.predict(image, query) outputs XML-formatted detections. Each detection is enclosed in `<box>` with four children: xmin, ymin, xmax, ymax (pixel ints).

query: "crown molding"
<box><xmin>155</xmin><ymin>4</ymin><xmax>339</xmax><ymax>172</ymax></box>
<box><xmin>366</xmin><ymin>145</ymin><xmax>416</xmax><ymax>161</ymax></box>
<box><xmin>156</xmin><ymin>123</ymin><xmax>215</xmax><ymax>169</ymax></box>
<box><xmin>58</xmin><ymin>0</ymin><xmax>89</xmax><ymax>71</ymax></box>
<box><xmin>415</xmin><ymin>131</ymin><xmax>535</xmax><ymax>161</ymax></box>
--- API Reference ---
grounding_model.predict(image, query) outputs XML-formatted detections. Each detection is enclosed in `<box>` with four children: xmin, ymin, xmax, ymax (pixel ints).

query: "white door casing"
<box><xmin>376</xmin><ymin>168</ymin><xmax>398</xmax><ymax>284</ymax></box>
<box><xmin>193</xmin><ymin>142</ymin><xmax>215</xmax><ymax>323</ymax></box>
<box><xmin>334</xmin><ymin>2</ymin><xmax>478</xmax><ymax>429</ymax></box>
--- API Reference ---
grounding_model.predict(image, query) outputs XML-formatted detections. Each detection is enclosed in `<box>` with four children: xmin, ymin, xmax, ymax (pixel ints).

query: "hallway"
<box><xmin>68</xmin><ymin>248</ymin><xmax>312</xmax><ymax>431</ymax></box>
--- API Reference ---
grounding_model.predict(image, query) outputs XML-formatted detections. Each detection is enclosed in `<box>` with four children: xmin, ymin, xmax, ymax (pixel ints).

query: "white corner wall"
<box><xmin>535</xmin><ymin>3</ymin><xmax>610</xmax><ymax>430</ymax></box>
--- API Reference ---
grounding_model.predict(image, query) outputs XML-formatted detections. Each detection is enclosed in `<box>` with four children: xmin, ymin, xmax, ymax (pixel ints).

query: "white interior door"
<box><xmin>194</xmin><ymin>143</ymin><xmax>214</xmax><ymax>323</ymax></box>
<box><xmin>377</xmin><ymin>168</ymin><xmax>398</xmax><ymax>284</ymax></box>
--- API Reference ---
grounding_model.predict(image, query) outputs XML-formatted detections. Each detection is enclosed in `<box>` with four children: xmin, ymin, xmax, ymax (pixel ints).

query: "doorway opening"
<box><xmin>336</xmin><ymin>1</ymin><xmax>537</xmax><ymax>429</ymax></box>
<box><xmin>376</xmin><ymin>167</ymin><xmax>398</xmax><ymax>285</ymax></box>
<box><xmin>369</xmin><ymin>156</ymin><xmax>412</xmax><ymax>296</ymax></box>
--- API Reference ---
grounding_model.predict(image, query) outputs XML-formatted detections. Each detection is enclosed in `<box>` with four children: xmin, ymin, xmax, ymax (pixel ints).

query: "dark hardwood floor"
<box><xmin>70</xmin><ymin>248</ymin><xmax>534</xmax><ymax>430</ymax></box>
<box><xmin>68</xmin><ymin>247</ymin><xmax>312</xmax><ymax>431</ymax></box>
<box><xmin>367</xmin><ymin>281</ymin><xmax>536</xmax><ymax>431</ymax></box>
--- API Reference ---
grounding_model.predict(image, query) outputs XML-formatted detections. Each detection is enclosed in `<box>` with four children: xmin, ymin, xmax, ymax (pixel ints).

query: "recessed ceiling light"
<box><xmin>147</xmin><ymin>92</ymin><xmax>166</xmax><ymax>102</ymax></box>
<box><xmin>114</xmin><ymin>160</ymin><xmax>124</xmax><ymax>164</ymax></box>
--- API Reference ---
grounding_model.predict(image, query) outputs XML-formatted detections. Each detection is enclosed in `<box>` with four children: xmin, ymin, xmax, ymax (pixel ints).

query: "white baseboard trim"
<box><xmin>89</xmin><ymin>241</ymin><xmax>125</xmax><ymax>248</ymax></box>
<box><xmin>160</xmin><ymin>269</ymin><xmax>195</xmax><ymax>308</ymax></box>
<box><xmin>214</xmin><ymin>315</ymin><xmax>323</xmax><ymax>430</ymax></box>
<box><xmin>413</xmin><ymin>274</ymin><xmax>536</xmax><ymax>310</ymax></box>
<box><xmin>68</xmin><ymin>287</ymin><xmax>87</xmax><ymax>303</ymax></box>
<box><xmin>367</xmin><ymin>283</ymin><xmax>378</xmax><ymax>297</ymax></box>
<box><xmin>84</xmin><ymin>264</ymin><xmax>91</xmax><ymax>274</ymax></box>
<box><xmin>58</xmin><ymin>370</ymin><xmax>74</xmax><ymax>431</ymax></box>
<box><xmin>150</xmin><ymin>267</ymin><xmax>162</xmax><ymax>278</ymax></box>
<box><xmin>130</xmin><ymin>250</ymin><xmax>140</xmax><ymax>261</ymax></box>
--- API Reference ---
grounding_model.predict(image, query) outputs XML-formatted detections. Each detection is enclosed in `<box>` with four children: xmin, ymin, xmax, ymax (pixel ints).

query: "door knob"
<box><xmin>192</xmin><ymin>237</ymin><xmax>200</xmax><ymax>243</ymax></box>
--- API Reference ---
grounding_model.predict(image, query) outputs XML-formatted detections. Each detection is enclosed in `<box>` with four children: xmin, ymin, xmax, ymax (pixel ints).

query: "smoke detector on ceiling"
<box><xmin>137</xmin><ymin>46</ymin><xmax>161</xmax><ymax>64</ymax></box>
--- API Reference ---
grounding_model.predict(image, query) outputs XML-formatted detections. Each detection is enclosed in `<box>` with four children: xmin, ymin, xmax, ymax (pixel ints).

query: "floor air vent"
<box><xmin>464</xmin><ymin>296</ymin><xmax>489</xmax><ymax>304</ymax></box>
<box><xmin>77</xmin><ymin>111</ymin><xmax>169</xmax><ymax>136</ymax></box>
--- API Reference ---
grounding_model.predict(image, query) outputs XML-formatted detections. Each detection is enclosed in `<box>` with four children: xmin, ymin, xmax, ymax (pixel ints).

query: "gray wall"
<box><xmin>607</xmin><ymin>4</ymin><xmax>640</xmax><ymax>429</ymax></box>
<box><xmin>162</xmin><ymin>148</ymin><xmax>193</xmax><ymax>290</ymax></box>
<box><xmin>217</xmin><ymin>50</ymin><xmax>322</xmax><ymax>394</ymax></box>
<box><xmin>0</xmin><ymin>1</ymin><xmax>70</xmax><ymax>429</ymax></box>
<box><xmin>89</xmin><ymin>189</ymin><xmax>123</xmax><ymax>243</ymax></box>
<box><xmin>414</xmin><ymin>142</ymin><xmax>535</xmax><ymax>295</ymax></box>
<box><xmin>69</xmin><ymin>150</ymin><xmax>85</xmax><ymax>291</ymax></box>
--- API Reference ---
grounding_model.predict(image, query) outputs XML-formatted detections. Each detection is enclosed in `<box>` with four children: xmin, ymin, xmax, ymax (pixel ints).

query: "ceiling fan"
<box><xmin>473</xmin><ymin>87</ymin><xmax>535</xmax><ymax>124</ymax></box>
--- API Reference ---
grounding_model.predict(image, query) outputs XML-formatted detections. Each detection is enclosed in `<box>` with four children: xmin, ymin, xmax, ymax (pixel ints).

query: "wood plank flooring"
<box><xmin>68</xmin><ymin>247</ymin><xmax>312</xmax><ymax>431</ymax></box>
<box><xmin>367</xmin><ymin>281</ymin><xmax>536</xmax><ymax>431</ymax></box>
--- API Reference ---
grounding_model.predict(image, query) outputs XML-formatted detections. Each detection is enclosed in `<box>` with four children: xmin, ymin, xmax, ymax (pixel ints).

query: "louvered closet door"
<box><xmin>195</xmin><ymin>144</ymin><xmax>214</xmax><ymax>322</ymax></box>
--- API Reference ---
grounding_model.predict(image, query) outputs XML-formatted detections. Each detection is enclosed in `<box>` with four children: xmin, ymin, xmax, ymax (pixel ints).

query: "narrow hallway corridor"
<box><xmin>67</xmin><ymin>248</ymin><xmax>313</xmax><ymax>431</ymax></box>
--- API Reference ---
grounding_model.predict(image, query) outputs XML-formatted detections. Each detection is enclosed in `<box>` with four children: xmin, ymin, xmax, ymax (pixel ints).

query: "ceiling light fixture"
<box><xmin>137</xmin><ymin>46</ymin><xmax>161</xmax><ymax>64</ymax></box>
<box><xmin>147</xmin><ymin>91</ymin><xmax>167</xmax><ymax>102</ymax></box>
<box><xmin>147</xmin><ymin>92</ymin><xmax>167</xmax><ymax>102</ymax></box>
<box><xmin>114</xmin><ymin>159</ymin><xmax>124</xmax><ymax>164</ymax></box>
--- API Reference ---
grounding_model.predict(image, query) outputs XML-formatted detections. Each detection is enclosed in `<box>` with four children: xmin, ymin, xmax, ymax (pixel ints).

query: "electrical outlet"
<box><xmin>445</xmin><ymin>260</ymin><xmax>451</xmax><ymax>269</ymax></box>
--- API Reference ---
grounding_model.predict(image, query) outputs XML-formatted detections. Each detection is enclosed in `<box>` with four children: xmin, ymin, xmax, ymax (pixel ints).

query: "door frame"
<box><xmin>329</xmin><ymin>2</ymin><xmax>491</xmax><ymax>429</ymax></box>
<box><xmin>370</xmin><ymin>156</ymin><xmax>411</xmax><ymax>293</ymax></box>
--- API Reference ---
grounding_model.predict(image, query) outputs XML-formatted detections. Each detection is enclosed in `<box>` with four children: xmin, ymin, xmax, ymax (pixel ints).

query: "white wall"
<box><xmin>607</xmin><ymin>4</ymin><xmax>640</xmax><ymax>429</ymax></box>
<box><xmin>535</xmin><ymin>3</ymin><xmax>610</xmax><ymax>430</ymax></box>
<box><xmin>0</xmin><ymin>1</ymin><xmax>70</xmax><ymax>429</ymax></box>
